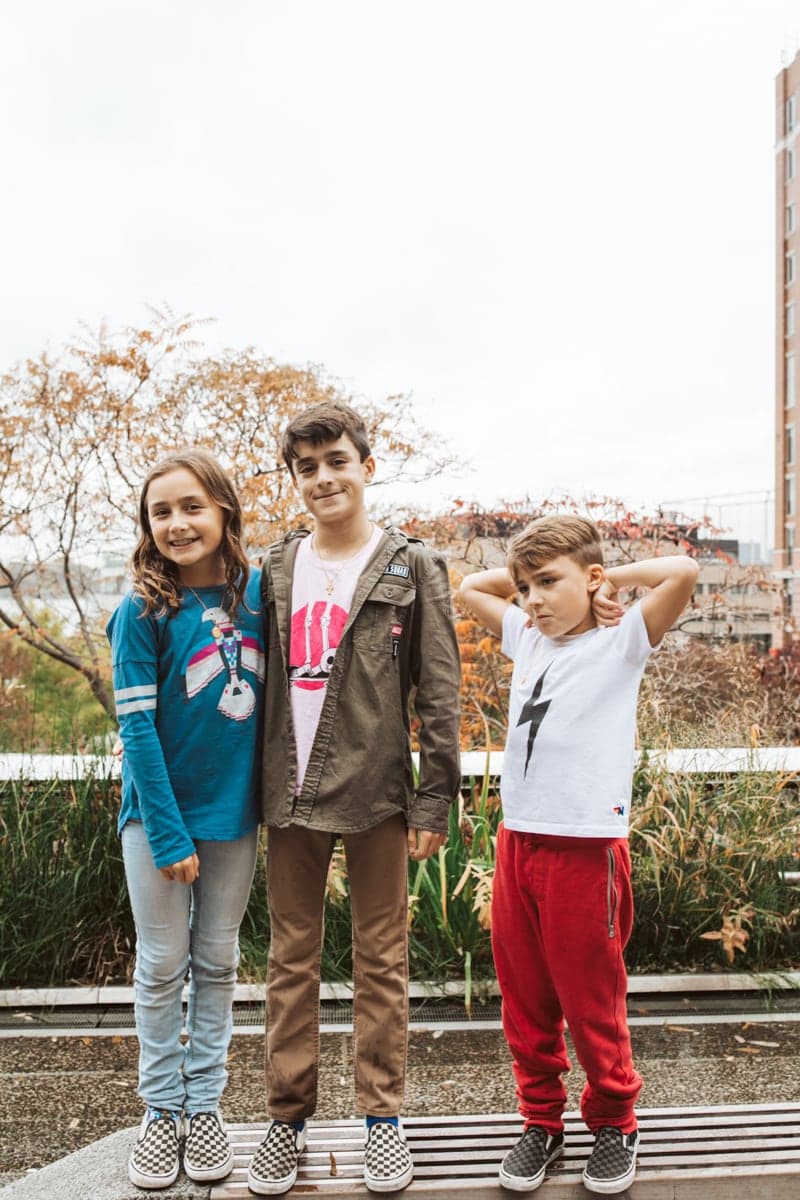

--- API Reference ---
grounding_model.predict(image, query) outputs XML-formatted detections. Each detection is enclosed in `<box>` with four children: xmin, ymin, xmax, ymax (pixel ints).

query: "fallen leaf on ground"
<box><xmin>664</xmin><ymin>1025</ymin><xmax>700</xmax><ymax>1035</ymax></box>
<box><xmin>329</xmin><ymin>1152</ymin><xmax>338</xmax><ymax>1177</ymax></box>
<box><xmin>736</xmin><ymin>1046</ymin><xmax>761</xmax><ymax>1054</ymax></box>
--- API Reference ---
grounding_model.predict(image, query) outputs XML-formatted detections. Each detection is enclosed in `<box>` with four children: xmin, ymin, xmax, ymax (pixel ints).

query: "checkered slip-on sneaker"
<box><xmin>128</xmin><ymin>1109</ymin><xmax>181</xmax><ymax>1190</ymax></box>
<box><xmin>363</xmin><ymin>1120</ymin><xmax>414</xmax><ymax>1192</ymax></box>
<box><xmin>498</xmin><ymin>1125</ymin><xmax>565</xmax><ymax>1191</ymax></box>
<box><xmin>583</xmin><ymin>1126</ymin><xmax>639</xmax><ymax>1195</ymax></box>
<box><xmin>183</xmin><ymin>1110</ymin><xmax>234</xmax><ymax>1182</ymax></box>
<box><xmin>247</xmin><ymin>1119</ymin><xmax>308</xmax><ymax>1195</ymax></box>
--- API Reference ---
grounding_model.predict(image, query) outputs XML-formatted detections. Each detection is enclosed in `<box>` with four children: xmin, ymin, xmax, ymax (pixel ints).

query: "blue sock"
<box><xmin>366</xmin><ymin>1116</ymin><xmax>399</xmax><ymax>1129</ymax></box>
<box><xmin>274</xmin><ymin>1118</ymin><xmax>305</xmax><ymax>1132</ymax></box>
<box><xmin>146</xmin><ymin>1107</ymin><xmax>180</xmax><ymax>1123</ymax></box>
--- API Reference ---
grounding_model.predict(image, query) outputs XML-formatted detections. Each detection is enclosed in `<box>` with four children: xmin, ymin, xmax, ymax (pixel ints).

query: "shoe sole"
<box><xmin>247</xmin><ymin>1166</ymin><xmax>299</xmax><ymax>1195</ymax></box>
<box><xmin>364</xmin><ymin>1163</ymin><xmax>414</xmax><ymax>1192</ymax></box>
<box><xmin>184</xmin><ymin>1148</ymin><xmax>234</xmax><ymax>1182</ymax></box>
<box><xmin>128</xmin><ymin>1161</ymin><xmax>180</xmax><ymax>1190</ymax></box>
<box><xmin>582</xmin><ymin>1161</ymin><xmax>637</xmax><ymax>1194</ymax></box>
<box><xmin>498</xmin><ymin>1143</ymin><xmax>563</xmax><ymax>1191</ymax></box>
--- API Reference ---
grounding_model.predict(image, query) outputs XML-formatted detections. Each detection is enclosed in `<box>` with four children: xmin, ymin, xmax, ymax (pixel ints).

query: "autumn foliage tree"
<box><xmin>416</xmin><ymin>498</ymin><xmax>787</xmax><ymax>750</ymax></box>
<box><xmin>0</xmin><ymin>309</ymin><xmax>451</xmax><ymax>723</ymax></box>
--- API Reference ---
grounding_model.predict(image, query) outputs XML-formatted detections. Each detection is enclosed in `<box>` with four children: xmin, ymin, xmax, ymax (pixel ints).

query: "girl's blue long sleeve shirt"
<box><xmin>106</xmin><ymin>570</ymin><xmax>264</xmax><ymax>869</ymax></box>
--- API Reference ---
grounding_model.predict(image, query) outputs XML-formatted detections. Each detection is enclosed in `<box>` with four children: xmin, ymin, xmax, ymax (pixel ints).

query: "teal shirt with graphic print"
<box><xmin>106</xmin><ymin>570</ymin><xmax>263</xmax><ymax>869</ymax></box>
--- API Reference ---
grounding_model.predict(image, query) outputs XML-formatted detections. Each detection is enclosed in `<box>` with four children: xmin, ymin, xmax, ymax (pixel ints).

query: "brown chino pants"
<box><xmin>265</xmin><ymin>813</ymin><xmax>409</xmax><ymax>1119</ymax></box>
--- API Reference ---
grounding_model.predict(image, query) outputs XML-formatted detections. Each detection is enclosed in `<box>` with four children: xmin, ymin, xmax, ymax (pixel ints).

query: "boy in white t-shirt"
<box><xmin>459</xmin><ymin>515</ymin><xmax>698</xmax><ymax>1196</ymax></box>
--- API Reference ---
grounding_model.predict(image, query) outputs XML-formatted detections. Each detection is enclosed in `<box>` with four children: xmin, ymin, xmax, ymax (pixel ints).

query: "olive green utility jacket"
<box><xmin>260</xmin><ymin>526</ymin><xmax>462</xmax><ymax>833</ymax></box>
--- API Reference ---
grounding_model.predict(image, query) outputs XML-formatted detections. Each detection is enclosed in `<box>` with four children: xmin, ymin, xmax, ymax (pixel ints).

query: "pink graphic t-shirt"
<box><xmin>289</xmin><ymin>526</ymin><xmax>382</xmax><ymax>791</ymax></box>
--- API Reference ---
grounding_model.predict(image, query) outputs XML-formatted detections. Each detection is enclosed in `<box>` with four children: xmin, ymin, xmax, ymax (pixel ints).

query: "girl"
<box><xmin>107</xmin><ymin>449</ymin><xmax>264</xmax><ymax>1189</ymax></box>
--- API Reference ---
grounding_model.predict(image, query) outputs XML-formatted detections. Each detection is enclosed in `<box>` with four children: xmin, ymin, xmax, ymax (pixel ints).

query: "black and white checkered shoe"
<box><xmin>128</xmin><ymin>1109</ymin><xmax>181</xmax><ymax>1189</ymax></box>
<box><xmin>183</xmin><ymin>1110</ymin><xmax>234</xmax><ymax>1182</ymax></box>
<box><xmin>247</xmin><ymin>1119</ymin><xmax>308</xmax><ymax>1195</ymax></box>
<box><xmin>363</xmin><ymin>1120</ymin><xmax>414</xmax><ymax>1192</ymax></box>
<box><xmin>583</xmin><ymin>1126</ymin><xmax>639</xmax><ymax>1194</ymax></box>
<box><xmin>498</xmin><ymin>1124</ymin><xmax>564</xmax><ymax>1191</ymax></box>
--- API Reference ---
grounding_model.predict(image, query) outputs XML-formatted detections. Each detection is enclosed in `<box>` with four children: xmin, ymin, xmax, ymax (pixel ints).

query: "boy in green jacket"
<box><xmin>248</xmin><ymin>402</ymin><xmax>462</xmax><ymax>1196</ymax></box>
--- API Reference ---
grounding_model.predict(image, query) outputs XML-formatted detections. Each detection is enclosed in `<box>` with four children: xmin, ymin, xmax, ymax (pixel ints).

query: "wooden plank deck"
<box><xmin>211</xmin><ymin>1103</ymin><xmax>800</xmax><ymax>1198</ymax></box>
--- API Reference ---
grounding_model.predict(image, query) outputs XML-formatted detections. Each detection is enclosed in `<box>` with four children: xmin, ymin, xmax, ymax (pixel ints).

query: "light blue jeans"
<box><xmin>122</xmin><ymin>821</ymin><xmax>258</xmax><ymax>1113</ymax></box>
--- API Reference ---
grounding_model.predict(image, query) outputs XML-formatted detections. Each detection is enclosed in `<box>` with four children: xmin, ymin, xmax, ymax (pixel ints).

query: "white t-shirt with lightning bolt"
<box><xmin>500</xmin><ymin>600</ymin><xmax>656</xmax><ymax>838</ymax></box>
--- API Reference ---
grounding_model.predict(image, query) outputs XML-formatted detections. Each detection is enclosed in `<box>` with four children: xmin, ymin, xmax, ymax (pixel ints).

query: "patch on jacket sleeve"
<box><xmin>384</xmin><ymin>563</ymin><xmax>411</xmax><ymax>579</ymax></box>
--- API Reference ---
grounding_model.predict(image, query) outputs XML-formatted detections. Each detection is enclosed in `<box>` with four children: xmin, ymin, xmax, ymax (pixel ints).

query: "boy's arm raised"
<box><xmin>458</xmin><ymin>567</ymin><xmax>518</xmax><ymax>637</ymax></box>
<box><xmin>603</xmin><ymin>555</ymin><xmax>699</xmax><ymax>647</ymax></box>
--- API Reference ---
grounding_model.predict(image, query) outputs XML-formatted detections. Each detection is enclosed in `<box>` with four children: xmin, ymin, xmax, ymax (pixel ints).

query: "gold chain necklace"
<box><xmin>185</xmin><ymin>584</ymin><xmax>227</xmax><ymax>637</ymax></box>
<box><xmin>311</xmin><ymin>528</ymin><xmax>374</xmax><ymax>597</ymax></box>
<box><xmin>317</xmin><ymin>564</ymin><xmax>343</xmax><ymax>597</ymax></box>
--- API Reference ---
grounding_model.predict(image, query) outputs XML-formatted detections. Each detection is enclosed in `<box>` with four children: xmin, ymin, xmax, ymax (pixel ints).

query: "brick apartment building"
<box><xmin>776</xmin><ymin>51</ymin><xmax>800</xmax><ymax>642</ymax></box>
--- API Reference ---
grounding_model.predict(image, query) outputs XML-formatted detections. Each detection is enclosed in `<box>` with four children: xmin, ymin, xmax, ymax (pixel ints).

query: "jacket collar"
<box><xmin>269</xmin><ymin>526</ymin><xmax>410</xmax><ymax>653</ymax></box>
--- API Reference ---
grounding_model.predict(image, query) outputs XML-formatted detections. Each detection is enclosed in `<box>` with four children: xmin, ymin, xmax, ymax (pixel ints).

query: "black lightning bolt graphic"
<box><xmin>517</xmin><ymin>665</ymin><xmax>552</xmax><ymax>777</ymax></box>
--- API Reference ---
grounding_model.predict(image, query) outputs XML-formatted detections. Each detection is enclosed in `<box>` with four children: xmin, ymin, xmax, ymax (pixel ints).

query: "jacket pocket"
<box><xmin>352</xmin><ymin>579</ymin><xmax>417</xmax><ymax>651</ymax></box>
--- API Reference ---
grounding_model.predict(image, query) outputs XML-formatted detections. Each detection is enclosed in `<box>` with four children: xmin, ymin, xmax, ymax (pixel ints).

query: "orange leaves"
<box><xmin>700</xmin><ymin>909</ymin><xmax>753</xmax><ymax>964</ymax></box>
<box><xmin>1</xmin><ymin>311</ymin><xmax>453</xmax><ymax>719</ymax></box>
<box><xmin>451</xmin><ymin>860</ymin><xmax>494</xmax><ymax>930</ymax></box>
<box><xmin>452</xmin><ymin>589</ymin><xmax>511</xmax><ymax>750</ymax></box>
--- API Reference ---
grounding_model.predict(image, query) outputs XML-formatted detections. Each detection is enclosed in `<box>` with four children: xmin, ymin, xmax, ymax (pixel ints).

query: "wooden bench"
<box><xmin>211</xmin><ymin>1103</ymin><xmax>800</xmax><ymax>1197</ymax></box>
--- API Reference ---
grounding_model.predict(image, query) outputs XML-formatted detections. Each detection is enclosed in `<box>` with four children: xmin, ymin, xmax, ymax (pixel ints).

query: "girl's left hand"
<box><xmin>160</xmin><ymin>853</ymin><xmax>200</xmax><ymax>884</ymax></box>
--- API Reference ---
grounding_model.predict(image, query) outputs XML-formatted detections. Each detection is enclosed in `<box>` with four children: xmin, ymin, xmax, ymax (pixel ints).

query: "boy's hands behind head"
<box><xmin>407</xmin><ymin>827</ymin><xmax>447</xmax><ymax>861</ymax></box>
<box><xmin>592</xmin><ymin>577</ymin><xmax>624</xmax><ymax>627</ymax></box>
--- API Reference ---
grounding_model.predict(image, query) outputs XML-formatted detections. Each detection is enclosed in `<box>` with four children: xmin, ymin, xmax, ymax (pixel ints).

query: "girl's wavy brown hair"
<box><xmin>131</xmin><ymin>449</ymin><xmax>251</xmax><ymax>618</ymax></box>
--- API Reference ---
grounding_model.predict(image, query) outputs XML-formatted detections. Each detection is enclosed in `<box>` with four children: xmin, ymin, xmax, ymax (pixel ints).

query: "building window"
<box><xmin>788</xmin><ymin>148</ymin><xmax>796</xmax><ymax>181</ymax></box>
<box><xmin>788</xmin><ymin>302</ymin><xmax>796</xmax><ymax>337</ymax></box>
<box><xmin>787</xmin><ymin>252</ymin><xmax>795</xmax><ymax>285</ymax></box>
<box><xmin>787</xmin><ymin>523</ymin><xmax>796</xmax><ymax>567</ymax></box>
<box><xmin>786</xmin><ymin>475</ymin><xmax>796</xmax><ymax>518</ymax></box>
<box><xmin>788</xmin><ymin>95</ymin><xmax>797</xmax><ymax>133</ymax></box>
<box><xmin>787</xmin><ymin>353</ymin><xmax>796</xmax><ymax>407</ymax></box>
<box><xmin>788</xmin><ymin>424</ymin><xmax>797</xmax><ymax>466</ymax></box>
<box><xmin>788</xmin><ymin>203</ymin><xmax>796</xmax><ymax>235</ymax></box>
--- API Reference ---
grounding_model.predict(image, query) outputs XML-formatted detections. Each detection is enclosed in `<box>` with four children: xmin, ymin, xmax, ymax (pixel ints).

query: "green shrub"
<box><xmin>1</xmin><ymin>766</ymin><xmax>798</xmax><ymax>988</ymax></box>
<box><xmin>0</xmin><ymin>775</ymin><xmax>132</xmax><ymax>985</ymax></box>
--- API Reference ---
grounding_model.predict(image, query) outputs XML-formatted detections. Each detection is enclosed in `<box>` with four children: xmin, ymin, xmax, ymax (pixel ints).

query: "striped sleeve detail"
<box><xmin>115</xmin><ymin>683</ymin><xmax>157</xmax><ymax>715</ymax></box>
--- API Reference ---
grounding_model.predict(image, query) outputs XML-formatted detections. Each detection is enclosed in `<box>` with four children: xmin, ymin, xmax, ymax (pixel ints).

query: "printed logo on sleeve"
<box><xmin>384</xmin><ymin>563</ymin><xmax>410</xmax><ymax>578</ymax></box>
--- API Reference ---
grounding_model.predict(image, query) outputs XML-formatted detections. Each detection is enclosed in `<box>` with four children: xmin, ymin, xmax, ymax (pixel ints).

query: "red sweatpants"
<box><xmin>491</xmin><ymin>824</ymin><xmax>641</xmax><ymax>1135</ymax></box>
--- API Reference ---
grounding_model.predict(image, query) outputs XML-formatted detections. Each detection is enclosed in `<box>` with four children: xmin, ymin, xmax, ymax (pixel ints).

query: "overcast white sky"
<box><xmin>1</xmin><ymin>1</ymin><xmax>797</xmax><ymax>548</ymax></box>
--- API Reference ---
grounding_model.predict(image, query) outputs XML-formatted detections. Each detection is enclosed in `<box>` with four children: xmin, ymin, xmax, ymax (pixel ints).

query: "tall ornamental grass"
<box><xmin>0</xmin><ymin>775</ymin><xmax>132</xmax><ymax>986</ymax></box>
<box><xmin>1</xmin><ymin>767</ymin><xmax>798</xmax><ymax>988</ymax></box>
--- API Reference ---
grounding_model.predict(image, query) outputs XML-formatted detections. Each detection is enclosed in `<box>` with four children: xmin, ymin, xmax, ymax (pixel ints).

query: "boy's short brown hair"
<box><xmin>508</xmin><ymin>514</ymin><xmax>604</xmax><ymax>578</ymax></box>
<box><xmin>281</xmin><ymin>401</ymin><xmax>372</xmax><ymax>476</ymax></box>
